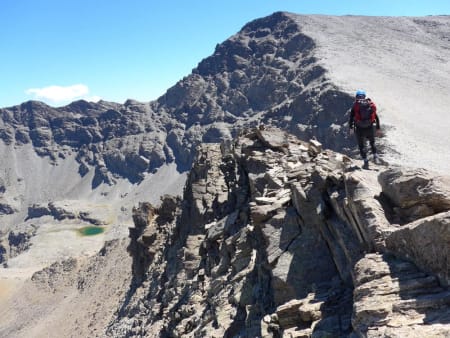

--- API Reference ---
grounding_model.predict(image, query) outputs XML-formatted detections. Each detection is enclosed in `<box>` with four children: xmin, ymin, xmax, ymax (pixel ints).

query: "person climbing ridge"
<box><xmin>349</xmin><ymin>89</ymin><xmax>381</xmax><ymax>169</ymax></box>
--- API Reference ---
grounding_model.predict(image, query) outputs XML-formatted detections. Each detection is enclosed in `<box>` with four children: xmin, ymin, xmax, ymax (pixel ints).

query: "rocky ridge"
<box><xmin>106</xmin><ymin>127</ymin><xmax>450</xmax><ymax>337</ymax></box>
<box><xmin>0</xmin><ymin>12</ymin><xmax>362</xmax><ymax>190</ymax></box>
<box><xmin>2</xmin><ymin>12</ymin><xmax>450</xmax><ymax>257</ymax></box>
<box><xmin>1</xmin><ymin>11</ymin><xmax>450</xmax><ymax>337</ymax></box>
<box><xmin>0</xmin><ymin>11</ymin><xmax>361</xmax><ymax>272</ymax></box>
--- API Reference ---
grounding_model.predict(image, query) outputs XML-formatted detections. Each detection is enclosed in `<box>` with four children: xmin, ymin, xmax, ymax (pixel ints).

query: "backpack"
<box><xmin>355</xmin><ymin>98</ymin><xmax>374</xmax><ymax>128</ymax></box>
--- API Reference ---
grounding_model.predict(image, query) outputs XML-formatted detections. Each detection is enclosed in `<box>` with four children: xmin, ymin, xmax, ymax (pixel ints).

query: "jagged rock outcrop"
<box><xmin>108</xmin><ymin>127</ymin><xmax>450</xmax><ymax>337</ymax></box>
<box><xmin>27</xmin><ymin>200</ymin><xmax>111</xmax><ymax>225</ymax></box>
<box><xmin>0</xmin><ymin>12</ymin><xmax>359</xmax><ymax>190</ymax></box>
<box><xmin>0</xmin><ymin>223</ymin><xmax>37</xmax><ymax>264</ymax></box>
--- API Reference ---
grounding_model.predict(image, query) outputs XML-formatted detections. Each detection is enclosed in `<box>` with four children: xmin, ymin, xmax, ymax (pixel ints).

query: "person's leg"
<box><xmin>367</xmin><ymin>127</ymin><xmax>379</xmax><ymax>163</ymax></box>
<box><xmin>368</xmin><ymin>127</ymin><xmax>377</xmax><ymax>155</ymax></box>
<box><xmin>356</xmin><ymin>128</ymin><xmax>367</xmax><ymax>160</ymax></box>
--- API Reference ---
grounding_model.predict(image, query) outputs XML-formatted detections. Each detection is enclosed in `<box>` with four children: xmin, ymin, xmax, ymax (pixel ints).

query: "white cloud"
<box><xmin>85</xmin><ymin>95</ymin><xmax>102</xmax><ymax>103</ymax></box>
<box><xmin>25</xmin><ymin>84</ymin><xmax>100</xmax><ymax>104</ymax></box>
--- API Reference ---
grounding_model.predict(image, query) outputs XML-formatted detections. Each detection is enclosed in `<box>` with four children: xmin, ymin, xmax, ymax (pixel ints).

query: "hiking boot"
<box><xmin>363</xmin><ymin>159</ymin><xmax>369</xmax><ymax>169</ymax></box>
<box><xmin>373</xmin><ymin>154</ymin><xmax>380</xmax><ymax>164</ymax></box>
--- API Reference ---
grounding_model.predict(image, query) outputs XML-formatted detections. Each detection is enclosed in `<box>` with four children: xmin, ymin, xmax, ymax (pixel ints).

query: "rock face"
<box><xmin>0</xmin><ymin>100</ymin><xmax>171</xmax><ymax>186</ymax></box>
<box><xmin>379</xmin><ymin>168</ymin><xmax>450</xmax><ymax>223</ymax></box>
<box><xmin>0</xmin><ymin>178</ymin><xmax>17</xmax><ymax>216</ymax></box>
<box><xmin>27</xmin><ymin>200</ymin><xmax>111</xmax><ymax>225</ymax></box>
<box><xmin>107</xmin><ymin>127</ymin><xmax>450</xmax><ymax>337</ymax></box>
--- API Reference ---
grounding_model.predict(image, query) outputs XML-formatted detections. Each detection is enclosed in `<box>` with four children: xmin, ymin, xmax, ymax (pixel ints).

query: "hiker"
<box><xmin>349</xmin><ymin>89</ymin><xmax>381</xmax><ymax>168</ymax></box>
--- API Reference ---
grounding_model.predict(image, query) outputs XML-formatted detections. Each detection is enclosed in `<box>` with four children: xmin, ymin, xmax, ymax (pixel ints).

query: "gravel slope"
<box><xmin>294</xmin><ymin>14</ymin><xmax>450</xmax><ymax>173</ymax></box>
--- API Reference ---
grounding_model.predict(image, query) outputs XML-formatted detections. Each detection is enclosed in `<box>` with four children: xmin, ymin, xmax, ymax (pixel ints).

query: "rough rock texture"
<box><xmin>353</xmin><ymin>253</ymin><xmax>450</xmax><ymax>338</ymax></box>
<box><xmin>379</xmin><ymin>168</ymin><xmax>450</xmax><ymax>223</ymax></box>
<box><xmin>107</xmin><ymin>127</ymin><xmax>450</xmax><ymax>337</ymax></box>
<box><xmin>386</xmin><ymin>212</ymin><xmax>450</xmax><ymax>287</ymax></box>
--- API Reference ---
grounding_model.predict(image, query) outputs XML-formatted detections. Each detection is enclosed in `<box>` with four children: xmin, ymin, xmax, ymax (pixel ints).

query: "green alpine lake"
<box><xmin>77</xmin><ymin>226</ymin><xmax>105</xmax><ymax>236</ymax></box>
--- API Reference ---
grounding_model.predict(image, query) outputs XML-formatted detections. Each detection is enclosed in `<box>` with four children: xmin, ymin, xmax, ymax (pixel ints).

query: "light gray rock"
<box><xmin>379</xmin><ymin>167</ymin><xmax>450</xmax><ymax>222</ymax></box>
<box><xmin>343</xmin><ymin>170</ymin><xmax>394</xmax><ymax>251</ymax></box>
<box><xmin>353</xmin><ymin>253</ymin><xmax>450</xmax><ymax>337</ymax></box>
<box><xmin>386</xmin><ymin>211</ymin><xmax>450</xmax><ymax>286</ymax></box>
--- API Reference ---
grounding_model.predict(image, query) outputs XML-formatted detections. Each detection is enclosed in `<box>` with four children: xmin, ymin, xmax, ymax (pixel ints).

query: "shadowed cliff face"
<box><xmin>108</xmin><ymin>127</ymin><xmax>450</xmax><ymax>337</ymax></box>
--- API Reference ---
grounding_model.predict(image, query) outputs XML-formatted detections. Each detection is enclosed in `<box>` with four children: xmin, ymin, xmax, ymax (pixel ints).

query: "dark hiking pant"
<box><xmin>355</xmin><ymin>126</ymin><xmax>377</xmax><ymax>160</ymax></box>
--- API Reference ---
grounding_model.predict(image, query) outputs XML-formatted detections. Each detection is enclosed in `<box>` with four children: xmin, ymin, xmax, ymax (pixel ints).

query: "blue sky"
<box><xmin>1</xmin><ymin>0</ymin><xmax>449</xmax><ymax>108</ymax></box>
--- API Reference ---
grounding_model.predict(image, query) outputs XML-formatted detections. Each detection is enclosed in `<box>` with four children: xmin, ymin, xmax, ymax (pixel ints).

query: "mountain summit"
<box><xmin>1</xmin><ymin>12</ymin><xmax>450</xmax><ymax>337</ymax></box>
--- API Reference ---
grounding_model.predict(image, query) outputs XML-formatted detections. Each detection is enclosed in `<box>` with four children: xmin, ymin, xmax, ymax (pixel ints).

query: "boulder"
<box><xmin>0</xmin><ymin>202</ymin><xmax>16</xmax><ymax>215</ymax></box>
<box><xmin>27</xmin><ymin>203</ymin><xmax>52</xmax><ymax>219</ymax></box>
<box><xmin>379</xmin><ymin>167</ymin><xmax>450</xmax><ymax>222</ymax></box>
<box><xmin>8</xmin><ymin>225</ymin><xmax>37</xmax><ymax>258</ymax></box>
<box><xmin>386</xmin><ymin>211</ymin><xmax>450</xmax><ymax>286</ymax></box>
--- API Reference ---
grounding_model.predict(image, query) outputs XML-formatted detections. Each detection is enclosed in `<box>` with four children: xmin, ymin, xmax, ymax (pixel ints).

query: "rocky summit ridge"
<box><xmin>1</xmin><ymin>11</ymin><xmax>450</xmax><ymax>338</ymax></box>
<box><xmin>1</xmin><ymin>12</ymin><xmax>358</xmax><ymax>188</ymax></box>
<box><xmin>105</xmin><ymin>127</ymin><xmax>450</xmax><ymax>337</ymax></box>
<box><xmin>0</xmin><ymin>11</ymin><xmax>367</xmax><ymax>274</ymax></box>
<box><xmin>2</xmin><ymin>12</ymin><xmax>450</xmax><ymax>225</ymax></box>
<box><xmin>2</xmin><ymin>127</ymin><xmax>449</xmax><ymax>337</ymax></box>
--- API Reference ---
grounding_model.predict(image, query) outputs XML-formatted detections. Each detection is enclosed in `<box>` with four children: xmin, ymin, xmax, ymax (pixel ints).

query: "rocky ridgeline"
<box><xmin>108</xmin><ymin>127</ymin><xmax>450</xmax><ymax>337</ymax></box>
<box><xmin>0</xmin><ymin>99</ymin><xmax>173</xmax><ymax>186</ymax></box>
<box><xmin>0</xmin><ymin>12</ymin><xmax>356</xmax><ymax>188</ymax></box>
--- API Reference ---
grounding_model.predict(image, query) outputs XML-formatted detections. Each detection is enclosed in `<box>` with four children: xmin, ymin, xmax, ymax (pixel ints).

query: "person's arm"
<box><xmin>375</xmin><ymin>114</ymin><xmax>380</xmax><ymax>129</ymax></box>
<box><xmin>349</xmin><ymin>106</ymin><xmax>355</xmax><ymax>130</ymax></box>
<box><xmin>370</xmin><ymin>101</ymin><xmax>380</xmax><ymax>129</ymax></box>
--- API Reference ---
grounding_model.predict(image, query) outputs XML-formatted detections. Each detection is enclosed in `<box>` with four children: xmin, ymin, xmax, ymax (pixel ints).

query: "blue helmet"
<box><xmin>356</xmin><ymin>89</ymin><xmax>366</xmax><ymax>98</ymax></box>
